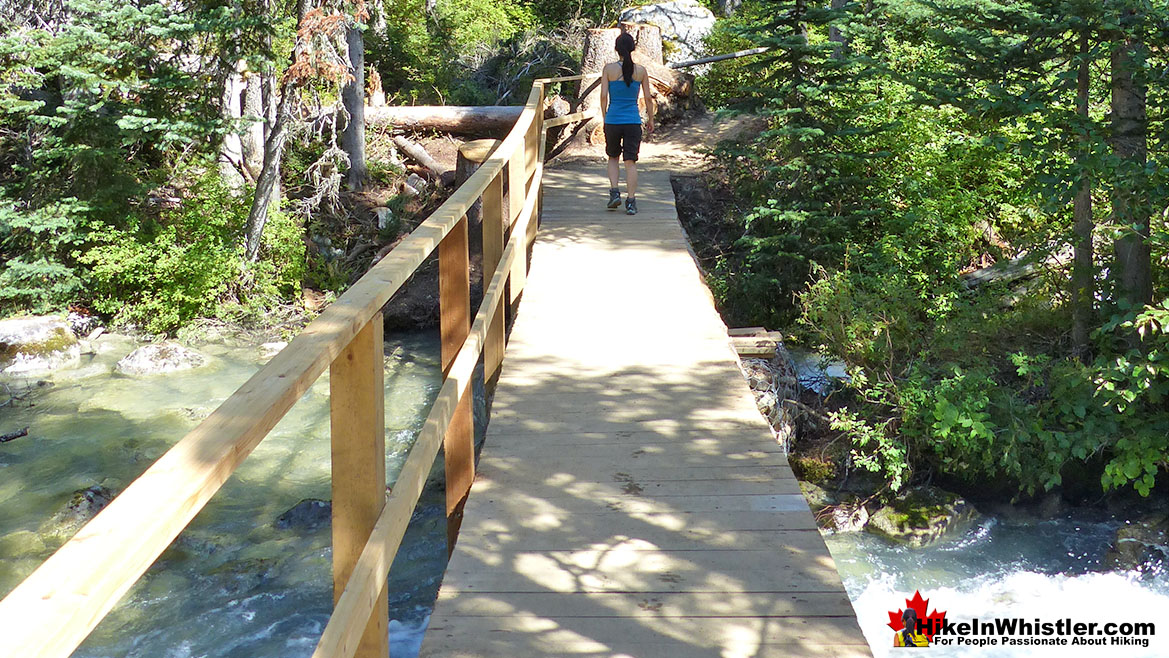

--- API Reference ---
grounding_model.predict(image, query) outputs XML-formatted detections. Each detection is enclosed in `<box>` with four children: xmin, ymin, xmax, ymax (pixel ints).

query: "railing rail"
<box><xmin>0</xmin><ymin>75</ymin><xmax>591</xmax><ymax>658</ymax></box>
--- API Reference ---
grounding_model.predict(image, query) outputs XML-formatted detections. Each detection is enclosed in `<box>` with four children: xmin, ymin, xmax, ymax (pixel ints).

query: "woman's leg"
<box><xmin>624</xmin><ymin>160</ymin><xmax>637</xmax><ymax>198</ymax></box>
<box><xmin>608</xmin><ymin>156</ymin><xmax>620</xmax><ymax>188</ymax></box>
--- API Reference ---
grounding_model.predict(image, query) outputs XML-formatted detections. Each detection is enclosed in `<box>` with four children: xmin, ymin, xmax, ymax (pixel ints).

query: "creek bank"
<box><xmin>735</xmin><ymin>341</ymin><xmax>1168</xmax><ymax>572</ymax></box>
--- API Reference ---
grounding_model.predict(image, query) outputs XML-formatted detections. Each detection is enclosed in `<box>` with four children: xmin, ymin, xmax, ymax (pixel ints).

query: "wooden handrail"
<box><xmin>0</xmin><ymin>75</ymin><xmax>590</xmax><ymax>658</ymax></box>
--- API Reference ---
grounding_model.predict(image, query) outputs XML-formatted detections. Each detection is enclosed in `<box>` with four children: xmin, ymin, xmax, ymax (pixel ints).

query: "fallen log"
<box><xmin>365</xmin><ymin>96</ymin><xmax>574</xmax><ymax>137</ymax></box>
<box><xmin>960</xmin><ymin>246</ymin><xmax>1073</xmax><ymax>289</ymax></box>
<box><xmin>392</xmin><ymin>135</ymin><xmax>451</xmax><ymax>182</ymax></box>
<box><xmin>369</xmin><ymin>106</ymin><xmax>523</xmax><ymax>136</ymax></box>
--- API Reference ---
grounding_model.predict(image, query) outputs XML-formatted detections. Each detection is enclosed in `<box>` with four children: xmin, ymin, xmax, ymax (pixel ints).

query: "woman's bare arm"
<box><xmin>599</xmin><ymin>65</ymin><xmax>609</xmax><ymax>122</ymax></box>
<box><xmin>640</xmin><ymin>67</ymin><xmax>656</xmax><ymax>134</ymax></box>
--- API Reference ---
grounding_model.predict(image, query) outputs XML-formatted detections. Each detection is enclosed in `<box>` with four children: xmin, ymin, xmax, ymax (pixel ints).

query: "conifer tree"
<box><xmin>720</xmin><ymin>0</ymin><xmax>883</xmax><ymax>322</ymax></box>
<box><xmin>912</xmin><ymin>0</ymin><xmax>1169</xmax><ymax>347</ymax></box>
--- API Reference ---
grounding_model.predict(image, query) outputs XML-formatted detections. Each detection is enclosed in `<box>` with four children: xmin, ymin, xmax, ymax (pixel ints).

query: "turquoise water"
<box><xmin>0</xmin><ymin>332</ymin><xmax>450</xmax><ymax>657</ymax></box>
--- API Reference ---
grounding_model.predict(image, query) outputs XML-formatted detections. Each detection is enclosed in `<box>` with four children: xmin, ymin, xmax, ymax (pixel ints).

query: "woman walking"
<box><xmin>600</xmin><ymin>32</ymin><xmax>655</xmax><ymax>215</ymax></box>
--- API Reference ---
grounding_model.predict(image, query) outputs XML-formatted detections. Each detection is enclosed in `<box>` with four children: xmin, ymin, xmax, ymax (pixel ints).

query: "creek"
<box><xmin>0</xmin><ymin>332</ymin><xmax>451</xmax><ymax>657</ymax></box>
<box><xmin>825</xmin><ymin>515</ymin><xmax>1169</xmax><ymax>656</ymax></box>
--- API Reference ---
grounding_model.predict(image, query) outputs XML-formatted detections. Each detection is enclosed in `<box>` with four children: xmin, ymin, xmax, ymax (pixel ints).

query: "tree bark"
<box><xmin>244</xmin><ymin>85</ymin><xmax>294</xmax><ymax>261</ymax></box>
<box><xmin>829</xmin><ymin>0</ymin><xmax>848</xmax><ymax>58</ymax></box>
<box><xmin>340</xmin><ymin>25</ymin><xmax>367</xmax><ymax>191</ymax></box>
<box><xmin>218</xmin><ymin>65</ymin><xmax>246</xmax><ymax>192</ymax></box>
<box><xmin>1110</xmin><ymin>19</ymin><xmax>1151</xmax><ymax>310</ymax></box>
<box><xmin>242</xmin><ymin>71</ymin><xmax>265</xmax><ymax>179</ymax></box>
<box><xmin>1071</xmin><ymin>30</ymin><xmax>1094</xmax><ymax>357</ymax></box>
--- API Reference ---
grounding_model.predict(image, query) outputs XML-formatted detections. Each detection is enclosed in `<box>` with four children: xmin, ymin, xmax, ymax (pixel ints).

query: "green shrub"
<box><xmin>81</xmin><ymin>171</ymin><xmax>302</xmax><ymax>334</ymax></box>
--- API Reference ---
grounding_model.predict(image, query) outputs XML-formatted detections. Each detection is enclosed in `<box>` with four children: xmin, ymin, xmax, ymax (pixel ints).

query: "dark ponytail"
<box><xmin>615</xmin><ymin>32</ymin><xmax>635</xmax><ymax>87</ymax></box>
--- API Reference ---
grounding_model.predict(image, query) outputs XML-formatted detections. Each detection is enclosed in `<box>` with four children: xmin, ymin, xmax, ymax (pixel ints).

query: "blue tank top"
<box><xmin>606</xmin><ymin>78</ymin><xmax>642</xmax><ymax>125</ymax></box>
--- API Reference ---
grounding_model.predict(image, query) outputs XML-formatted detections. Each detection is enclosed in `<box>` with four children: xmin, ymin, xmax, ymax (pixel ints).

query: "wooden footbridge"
<box><xmin>0</xmin><ymin>78</ymin><xmax>869</xmax><ymax>658</ymax></box>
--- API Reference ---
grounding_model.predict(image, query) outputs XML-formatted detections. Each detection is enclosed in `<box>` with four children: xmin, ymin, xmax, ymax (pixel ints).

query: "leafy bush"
<box><xmin>81</xmin><ymin>171</ymin><xmax>302</xmax><ymax>334</ymax></box>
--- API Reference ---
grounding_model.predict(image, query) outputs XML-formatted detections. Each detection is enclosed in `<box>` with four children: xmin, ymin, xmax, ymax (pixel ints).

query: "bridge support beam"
<box><xmin>330</xmin><ymin>315</ymin><xmax>389</xmax><ymax>658</ymax></box>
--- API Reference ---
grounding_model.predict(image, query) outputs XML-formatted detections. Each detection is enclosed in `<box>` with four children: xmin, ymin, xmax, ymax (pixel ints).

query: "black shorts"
<box><xmin>604</xmin><ymin>123</ymin><xmax>642</xmax><ymax>162</ymax></box>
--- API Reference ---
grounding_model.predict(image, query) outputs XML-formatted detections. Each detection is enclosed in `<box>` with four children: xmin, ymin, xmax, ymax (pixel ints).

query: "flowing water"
<box><xmin>825</xmin><ymin>515</ymin><xmax>1169</xmax><ymax>656</ymax></box>
<box><xmin>0</xmin><ymin>332</ymin><xmax>451</xmax><ymax>657</ymax></box>
<box><xmin>5</xmin><ymin>334</ymin><xmax>1168</xmax><ymax>657</ymax></box>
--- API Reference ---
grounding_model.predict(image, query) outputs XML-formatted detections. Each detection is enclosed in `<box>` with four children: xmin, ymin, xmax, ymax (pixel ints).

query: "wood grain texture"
<box><xmin>330</xmin><ymin>317</ymin><xmax>388</xmax><ymax>658</ymax></box>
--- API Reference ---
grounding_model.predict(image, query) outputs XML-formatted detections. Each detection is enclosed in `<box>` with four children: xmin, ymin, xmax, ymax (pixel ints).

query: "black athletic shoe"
<box><xmin>607</xmin><ymin>188</ymin><xmax>622</xmax><ymax>210</ymax></box>
<box><xmin>625</xmin><ymin>197</ymin><xmax>637</xmax><ymax>215</ymax></box>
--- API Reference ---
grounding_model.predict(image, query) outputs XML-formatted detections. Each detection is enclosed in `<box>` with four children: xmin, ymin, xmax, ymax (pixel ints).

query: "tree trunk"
<box><xmin>1071</xmin><ymin>30</ymin><xmax>1094</xmax><ymax>358</ymax></box>
<box><xmin>341</xmin><ymin>25</ymin><xmax>367</xmax><ymax>191</ymax></box>
<box><xmin>218</xmin><ymin>66</ymin><xmax>246</xmax><ymax>192</ymax></box>
<box><xmin>242</xmin><ymin>71</ymin><xmax>265</xmax><ymax>179</ymax></box>
<box><xmin>244</xmin><ymin>86</ymin><xmax>294</xmax><ymax>261</ymax></box>
<box><xmin>1110</xmin><ymin>21</ymin><xmax>1151</xmax><ymax>310</ymax></box>
<box><xmin>829</xmin><ymin>0</ymin><xmax>848</xmax><ymax>56</ymax></box>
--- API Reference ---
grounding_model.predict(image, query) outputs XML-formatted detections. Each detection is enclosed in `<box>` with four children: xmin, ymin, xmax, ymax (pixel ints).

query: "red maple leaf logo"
<box><xmin>887</xmin><ymin>590</ymin><xmax>947</xmax><ymax>642</ymax></box>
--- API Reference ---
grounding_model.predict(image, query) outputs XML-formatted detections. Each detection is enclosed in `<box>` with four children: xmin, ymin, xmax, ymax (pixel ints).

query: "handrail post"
<box><xmin>507</xmin><ymin>138</ymin><xmax>528</xmax><ymax>314</ymax></box>
<box><xmin>439</xmin><ymin>214</ymin><xmax>474</xmax><ymax>552</ymax></box>
<box><xmin>482</xmin><ymin>170</ymin><xmax>506</xmax><ymax>393</ymax></box>
<box><xmin>330</xmin><ymin>315</ymin><xmax>388</xmax><ymax>658</ymax></box>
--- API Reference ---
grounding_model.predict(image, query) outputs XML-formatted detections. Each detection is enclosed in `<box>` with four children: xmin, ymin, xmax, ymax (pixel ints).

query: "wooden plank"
<box><xmin>422</xmin><ymin>623</ymin><xmax>871</xmax><ymax>658</ymax></box>
<box><xmin>542</xmin><ymin>109</ymin><xmax>594</xmax><ymax>128</ymax></box>
<box><xmin>435</xmin><ymin>591</ymin><xmax>858</xmax><ymax>618</ymax></box>
<box><xmin>482</xmin><ymin>172</ymin><xmax>506</xmax><ymax>391</ymax></box>
<box><xmin>329</xmin><ymin>316</ymin><xmax>388</xmax><ymax>658</ymax></box>
<box><xmin>440</xmin><ymin>215</ymin><xmax>474</xmax><ymax>548</ymax></box>
<box><xmin>454</xmin><ymin>524</ymin><xmax>826</xmax><ymax>553</ymax></box>
<box><xmin>441</xmin><ymin>548</ymin><xmax>848</xmax><ymax>595</ymax></box>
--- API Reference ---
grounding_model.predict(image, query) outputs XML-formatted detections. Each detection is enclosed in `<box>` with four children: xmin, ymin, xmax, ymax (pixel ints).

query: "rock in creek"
<box><xmin>867</xmin><ymin>486</ymin><xmax>979</xmax><ymax>547</ymax></box>
<box><xmin>619</xmin><ymin>0</ymin><xmax>717</xmax><ymax>64</ymax></box>
<box><xmin>40</xmin><ymin>485</ymin><xmax>117</xmax><ymax>544</ymax></box>
<box><xmin>0</xmin><ymin>316</ymin><xmax>81</xmax><ymax>375</ymax></box>
<box><xmin>275</xmin><ymin>499</ymin><xmax>331</xmax><ymax>533</ymax></box>
<box><xmin>799</xmin><ymin>481</ymin><xmax>870</xmax><ymax>533</ymax></box>
<box><xmin>115</xmin><ymin>342</ymin><xmax>207</xmax><ymax>375</ymax></box>
<box><xmin>1103</xmin><ymin>514</ymin><xmax>1169</xmax><ymax>573</ymax></box>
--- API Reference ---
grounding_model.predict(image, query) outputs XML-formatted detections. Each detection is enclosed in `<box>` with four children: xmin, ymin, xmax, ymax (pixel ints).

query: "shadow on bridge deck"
<box><xmin>419</xmin><ymin>163</ymin><xmax>872</xmax><ymax>658</ymax></box>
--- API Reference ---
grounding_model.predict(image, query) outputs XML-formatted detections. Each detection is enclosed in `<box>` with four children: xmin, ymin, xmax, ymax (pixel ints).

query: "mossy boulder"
<box><xmin>789</xmin><ymin>454</ymin><xmax>837</xmax><ymax>484</ymax></box>
<box><xmin>1103</xmin><ymin>514</ymin><xmax>1169</xmax><ymax>573</ymax></box>
<box><xmin>0</xmin><ymin>316</ymin><xmax>80</xmax><ymax>374</ymax></box>
<box><xmin>867</xmin><ymin>486</ymin><xmax>978</xmax><ymax>547</ymax></box>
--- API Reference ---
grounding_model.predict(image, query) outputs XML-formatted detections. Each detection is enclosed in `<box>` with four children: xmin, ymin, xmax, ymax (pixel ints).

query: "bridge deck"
<box><xmin>420</xmin><ymin>163</ymin><xmax>871</xmax><ymax>657</ymax></box>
